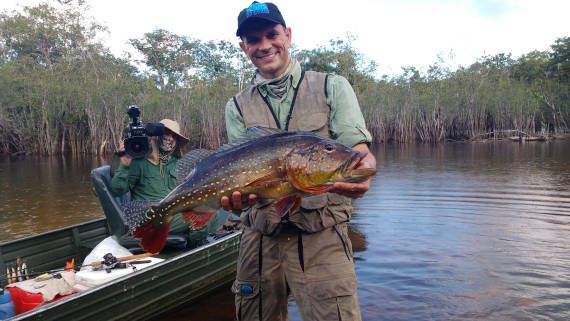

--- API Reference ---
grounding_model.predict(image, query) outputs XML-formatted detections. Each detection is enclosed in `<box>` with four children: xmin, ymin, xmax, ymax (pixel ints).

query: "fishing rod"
<box><xmin>1</xmin><ymin>252</ymin><xmax>155</xmax><ymax>284</ymax></box>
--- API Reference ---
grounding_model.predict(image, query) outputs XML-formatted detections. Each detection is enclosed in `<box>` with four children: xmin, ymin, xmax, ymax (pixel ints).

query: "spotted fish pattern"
<box><xmin>125</xmin><ymin>127</ymin><xmax>375</xmax><ymax>253</ymax></box>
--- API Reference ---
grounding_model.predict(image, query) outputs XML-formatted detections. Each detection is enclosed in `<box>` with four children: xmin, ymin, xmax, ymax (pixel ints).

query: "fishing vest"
<box><xmin>233</xmin><ymin>71</ymin><xmax>353</xmax><ymax>234</ymax></box>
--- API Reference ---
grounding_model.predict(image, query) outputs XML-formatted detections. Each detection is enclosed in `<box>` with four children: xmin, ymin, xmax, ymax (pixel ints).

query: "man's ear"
<box><xmin>239</xmin><ymin>41</ymin><xmax>247</xmax><ymax>54</ymax></box>
<box><xmin>285</xmin><ymin>27</ymin><xmax>292</xmax><ymax>48</ymax></box>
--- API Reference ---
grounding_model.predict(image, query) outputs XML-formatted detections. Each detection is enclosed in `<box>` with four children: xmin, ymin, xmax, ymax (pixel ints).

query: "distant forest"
<box><xmin>0</xmin><ymin>2</ymin><xmax>568</xmax><ymax>155</ymax></box>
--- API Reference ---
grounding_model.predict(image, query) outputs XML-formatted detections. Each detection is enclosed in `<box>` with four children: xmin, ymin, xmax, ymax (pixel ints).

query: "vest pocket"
<box><xmin>247</xmin><ymin>202</ymin><xmax>283</xmax><ymax>236</ymax></box>
<box><xmin>291</xmin><ymin>111</ymin><xmax>329</xmax><ymax>133</ymax></box>
<box><xmin>300</xmin><ymin>194</ymin><xmax>328</xmax><ymax>210</ymax></box>
<box><xmin>293</xmin><ymin>194</ymin><xmax>352</xmax><ymax>232</ymax></box>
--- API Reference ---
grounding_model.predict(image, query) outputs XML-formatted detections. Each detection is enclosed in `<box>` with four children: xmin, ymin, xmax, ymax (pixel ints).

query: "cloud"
<box><xmin>471</xmin><ymin>0</ymin><xmax>518</xmax><ymax>19</ymax></box>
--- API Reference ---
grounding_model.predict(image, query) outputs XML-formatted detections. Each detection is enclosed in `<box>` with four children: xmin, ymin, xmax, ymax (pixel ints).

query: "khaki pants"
<box><xmin>232</xmin><ymin>222</ymin><xmax>361</xmax><ymax>321</ymax></box>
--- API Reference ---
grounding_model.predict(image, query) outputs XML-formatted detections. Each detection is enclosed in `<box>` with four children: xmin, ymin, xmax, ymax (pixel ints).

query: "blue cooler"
<box><xmin>0</xmin><ymin>291</ymin><xmax>15</xmax><ymax>320</ymax></box>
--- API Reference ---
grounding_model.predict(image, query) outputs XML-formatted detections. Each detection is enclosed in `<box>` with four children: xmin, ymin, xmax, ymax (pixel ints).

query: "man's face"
<box><xmin>239</xmin><ymin>23</ymin><xmax>292</xmax><ymax>79</ymax></box>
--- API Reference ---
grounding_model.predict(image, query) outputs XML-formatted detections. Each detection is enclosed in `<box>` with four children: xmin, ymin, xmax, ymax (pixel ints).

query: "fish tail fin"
<box><xmin>132</xmin><ymin>218</ymin><xmax>171</xmax><ymax>254</ymax></box>
<box><xmin>182</xmin><ymin>211</ymin><xmax>215</xmax><ymax>230</ymax></box>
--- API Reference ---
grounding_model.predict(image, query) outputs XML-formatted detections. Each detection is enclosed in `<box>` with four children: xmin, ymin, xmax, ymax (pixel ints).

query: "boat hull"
<box><xmin>1</xmin><ymin>219</ymin><xmax>241</xmax><ymax>320</ymax></box>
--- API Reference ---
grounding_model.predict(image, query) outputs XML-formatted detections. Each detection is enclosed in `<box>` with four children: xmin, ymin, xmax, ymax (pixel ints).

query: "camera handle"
<box><xmin>127</xmin><ymin>105</ymin><xmax>141</xmax><ymax>127</ymax></box>
<box><xmin>114</xmin><ymin>150</ymin><xmax>126</xmax><ymax>157</ymax></box>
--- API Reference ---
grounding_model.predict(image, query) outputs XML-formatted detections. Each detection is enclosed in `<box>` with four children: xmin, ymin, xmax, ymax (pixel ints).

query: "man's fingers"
<box><xmin>331</xmin><ymin>180</ymin><xmax>370</xmax><ymax>199</ymax></box>
<box><xmin>221</xmin><ymin>196</ymin><xmax>231</xmax><ymax>211</ymax></box>
<box><xmin>248</xmin><ymin>194</ymin><xmax>257</xmax><ymax>206</ymax></box>
<box><xmin>221</xmin><ymin>192</ymin><xmax>258</xmax><ymax>210</ymax></box>
<box><xmin>232</xmin><ymin>191</ymin><xmax>243</xmax><ymax>209</ymax></box>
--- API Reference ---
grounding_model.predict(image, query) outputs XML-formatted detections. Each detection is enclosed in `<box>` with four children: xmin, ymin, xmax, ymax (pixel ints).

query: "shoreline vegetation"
<box><xmin>0</xmin><ymin>3</ymin><xmax>568</xmax><ymax>156</ymax></box>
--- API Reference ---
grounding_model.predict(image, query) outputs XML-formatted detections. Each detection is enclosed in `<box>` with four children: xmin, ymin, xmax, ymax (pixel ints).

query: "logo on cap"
<box><xmin>246</xmin><ymin>2</ymin><xmax>269</xmax><ymax>17</ymax></box>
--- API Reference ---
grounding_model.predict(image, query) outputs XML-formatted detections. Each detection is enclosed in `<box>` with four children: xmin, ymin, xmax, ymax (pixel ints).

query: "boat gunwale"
<box><xmin>0</xmin><ymin>218</ymin><xmax>108</xmax><ymax>247</ymax></box>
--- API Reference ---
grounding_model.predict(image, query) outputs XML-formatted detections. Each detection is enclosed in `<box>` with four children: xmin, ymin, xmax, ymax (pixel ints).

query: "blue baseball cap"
<box><xmin>236</xmin><ymin>2</ymin><xmax>286</xmax><ymax>37</ymax></box>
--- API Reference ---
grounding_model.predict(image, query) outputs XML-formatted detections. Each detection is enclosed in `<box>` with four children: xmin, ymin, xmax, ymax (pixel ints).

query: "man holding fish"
<box><xmin>118</xmin><ymin>2</ymin><xmax>375</xmax><ymax>319</ymax></box>
<box><xmin>222</xmin><ymin>2</ymin><xmax>376</xmax><ymax>320</ymax></box>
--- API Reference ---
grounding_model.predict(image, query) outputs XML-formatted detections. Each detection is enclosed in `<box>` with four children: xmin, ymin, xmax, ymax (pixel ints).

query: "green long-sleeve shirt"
<box><xmin>110</xmin><ymin>158</ymin><xmax>178</xmax><ymax>201</ymax></box>
<box><xmin>225</xmin><ymin>60</ymin><xmax>372</xmax><ymax>147</ymax></box>
<box><xmin>110</xmin><ymin>156</ymin><xmax>229</xmax><ymax>242</ymax></box>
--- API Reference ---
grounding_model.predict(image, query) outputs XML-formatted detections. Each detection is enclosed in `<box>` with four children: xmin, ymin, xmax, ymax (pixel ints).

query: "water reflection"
<box><xmin>353</xmin><ymin>140</ymin><xmax>570</xmax><ymax>321</ymax></box>
<box><xmin>348</xmin><ymin>225</ymin><xmax>367</xmax><ymax>254</ymax></box>
<box><xmin>0</xmin><ymin>155</ymin><xmax>108</xmax><ymax>242</ymax></box>
<box><xmin>1</xmin><ymin>140</ymin><xmax>569</xmax><ymax>320</ymax></box>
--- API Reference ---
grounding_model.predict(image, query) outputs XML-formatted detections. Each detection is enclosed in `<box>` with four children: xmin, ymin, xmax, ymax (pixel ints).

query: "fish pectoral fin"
<box><xmin>245</xmin><ymin>174</ymin><xmax>287</xmax><ymax>188</ymax></box>
<box><xmin>182</xmin><ymin>211</ymin><xmax>215</xmax><ymax>230</ymax></box>
<box><xmin>297</xmin><ymin>185</ymin><xmax>332</xmax><ymax>194</ymax></box>
<box><xmin>274</xmin><ymin>196</ymin><xmax>302</xmax><ymax>217</ymax></box>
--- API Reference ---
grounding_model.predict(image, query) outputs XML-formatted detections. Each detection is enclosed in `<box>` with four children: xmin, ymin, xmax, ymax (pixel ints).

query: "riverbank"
<box><xmin>450</xmin><ymin>131</ymin><xmax>570</xmax><ymax>143</ymax></box>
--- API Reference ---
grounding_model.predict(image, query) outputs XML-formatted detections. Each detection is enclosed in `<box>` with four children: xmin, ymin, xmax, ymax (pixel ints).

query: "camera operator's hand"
<box><xmin>118</xmin><ymin>141</ymin><xmax>132</xmax><ymax>167</ymax></box>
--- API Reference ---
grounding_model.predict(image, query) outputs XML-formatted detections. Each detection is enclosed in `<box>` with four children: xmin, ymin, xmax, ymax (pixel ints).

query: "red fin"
<box><xmin>274</xmin><ymin>196</ymin><xmax>301</xmax><ymax>217</ymax></box>
<box><xmin>133</xmin><ymin>221</ymin><xmax>171</xmax><ymax>254</ymax></box>
<box><xmin>182</xmin><ymin>211</ymin><xmax>215</xmax><ymax>230</ymax></box>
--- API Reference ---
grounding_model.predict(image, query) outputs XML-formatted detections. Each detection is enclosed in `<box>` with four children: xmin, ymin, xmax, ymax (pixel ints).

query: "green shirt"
<box><xmin>110</xmin><ymin>158</ymin><xmax>178</xmax><ymax>200</ymax></box>
<box><xmin>109</xmin><ymin>155</ymin><xmax>230</xmax><ymax>242</ymax></box>
<box><xmin>225</xmin><ymin>60</ymin><xmax>372</xmax><ymax>147</ymax></box>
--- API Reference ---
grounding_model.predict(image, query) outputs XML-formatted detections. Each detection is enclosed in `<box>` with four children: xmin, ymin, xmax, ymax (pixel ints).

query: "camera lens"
<box><xmin>124</xmin><ymin>136</ymin><xmax>150</xmax><ymax>159</ymax></box>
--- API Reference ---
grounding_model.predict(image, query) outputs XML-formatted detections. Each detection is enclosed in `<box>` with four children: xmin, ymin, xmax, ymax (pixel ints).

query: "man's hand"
<box><xmin>330</xmin><ymin>143</ymin><xmax>376</xmax><ymax>199</ymax></box>
<box><xmin>221</xmin><ymin>191</ymin><xmax>257</xmax><ymax>211</ymax></box>
<box><xmin>118</xmin><ymin>141</ymin><xmax>132</xmax><ymax>167</ymax></box>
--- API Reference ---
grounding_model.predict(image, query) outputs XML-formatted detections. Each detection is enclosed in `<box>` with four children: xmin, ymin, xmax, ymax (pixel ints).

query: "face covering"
<box><xmin>158</xmin><ymin>135</ymin><xmax>177</xmax><ymax>165</ymax></box>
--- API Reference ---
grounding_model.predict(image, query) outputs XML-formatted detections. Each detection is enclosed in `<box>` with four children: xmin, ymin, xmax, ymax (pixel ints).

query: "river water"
<box><xmin>1</xmin><ymin>140</ymin><xmax>569</xmax><ymax>320</ymax></box>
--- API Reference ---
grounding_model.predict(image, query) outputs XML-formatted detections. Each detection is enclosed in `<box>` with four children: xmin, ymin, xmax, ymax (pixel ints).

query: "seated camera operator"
<box><xmin>110</xmin><ymin>119</ymin><xmax>223</xmax><ymax>247</ymax></box>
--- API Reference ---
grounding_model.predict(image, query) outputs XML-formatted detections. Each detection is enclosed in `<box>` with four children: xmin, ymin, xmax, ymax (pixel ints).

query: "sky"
<box><xmin>2</xmin><ymin>0</ymin><xmax>569</xmax><ymax>78</ymax></box>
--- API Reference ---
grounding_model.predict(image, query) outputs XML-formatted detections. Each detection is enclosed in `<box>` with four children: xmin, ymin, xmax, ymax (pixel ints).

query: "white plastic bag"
<box><xmin>81</xmin><ymin>236</ymin><xmax>132</xmax><ymax>271</ymax></box>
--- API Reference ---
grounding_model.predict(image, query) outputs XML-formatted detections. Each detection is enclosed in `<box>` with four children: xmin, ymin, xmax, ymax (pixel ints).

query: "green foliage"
<box><xmin>0</xmin><ymin>3</ymin><xmax>568</xmax><ymax>155</ymax></box>
<box><xmin>129</xmin><ymin>29</ymin><xmax>198</xmax><ymax>92</ymax></box>
<box><xmin>294</xmin><ymin>36</ymin><xmax>377</xmax><ymax>92</ymax></box>
<box><xmin>549</xmin><ymin>36</ymin><xmax>570</xmax><ymax>81</ymax></box>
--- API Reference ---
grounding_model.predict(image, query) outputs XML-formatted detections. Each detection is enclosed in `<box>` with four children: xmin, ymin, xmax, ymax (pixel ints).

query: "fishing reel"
<box><xmin>101</xmin><ymin>253</ymin><xmax>127</xmax><ymax>273</ymax></box>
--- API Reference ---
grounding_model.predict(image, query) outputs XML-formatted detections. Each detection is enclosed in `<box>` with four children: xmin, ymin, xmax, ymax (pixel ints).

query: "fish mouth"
<box><xmin>341</xmin><ymin>151</ymin><xmax>365</xmax><ymax>173</ymax></box>
<box><xmin>334</xmin><ymin>151</ymin><xmax>376</xmax><ymax>183</ymax></box>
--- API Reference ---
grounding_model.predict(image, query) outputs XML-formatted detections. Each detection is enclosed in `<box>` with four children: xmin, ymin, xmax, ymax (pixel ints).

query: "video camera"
<box><xmin>116</xmin><ymin>105</ymin><xmax>166</xmax><ymax>159</ymax></box>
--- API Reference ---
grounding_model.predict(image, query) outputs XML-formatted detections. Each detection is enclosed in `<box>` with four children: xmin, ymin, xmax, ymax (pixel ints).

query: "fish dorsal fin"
<box><xmin>176</xmin><ymin>149</ymin><xmax>216</xmax><ymax>185</ymax></box>
<box><xmin>216</xmin><ymin>127</ymin><xmax>287</xmax><ymax>154</ymax></box>
<box><xmin>176</xmin><ymin>127</ymin><xmax>286</xmax><ymax>185</ymax></box>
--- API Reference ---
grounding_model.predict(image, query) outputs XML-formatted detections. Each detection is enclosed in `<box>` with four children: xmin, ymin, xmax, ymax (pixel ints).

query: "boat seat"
<box><xmin>90</xmin><ymin>165</ymin><xmax>187</xmax><ymax>251</ymax></box>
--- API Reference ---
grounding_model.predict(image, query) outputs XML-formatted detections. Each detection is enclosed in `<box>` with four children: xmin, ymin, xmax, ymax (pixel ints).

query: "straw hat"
<box><xmin>160</xmin><ymin>119</ymin><xmax>189</xmax><ymax>144</ymax></box>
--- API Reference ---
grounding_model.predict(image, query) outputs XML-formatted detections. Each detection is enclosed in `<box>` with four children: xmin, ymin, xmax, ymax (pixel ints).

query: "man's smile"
<box><xmin>256</xmin><ymin>51</ymin><xmax>278</xmax><ymax>59</ymax></box>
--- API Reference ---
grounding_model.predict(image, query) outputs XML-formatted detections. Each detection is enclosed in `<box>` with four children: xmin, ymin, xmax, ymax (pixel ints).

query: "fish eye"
<box><xmin>324</xmin><ymin>143</ymin><xmax>334</xmax><ymax>152</ymax></box>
